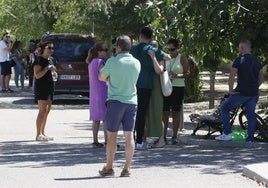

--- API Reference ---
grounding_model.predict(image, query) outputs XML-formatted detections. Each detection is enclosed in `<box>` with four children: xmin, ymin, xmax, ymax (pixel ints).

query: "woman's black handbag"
<box><xmin>10</xmin><ymin>59</ymin><xmax>16</xmax><ymax>67</ymax></box>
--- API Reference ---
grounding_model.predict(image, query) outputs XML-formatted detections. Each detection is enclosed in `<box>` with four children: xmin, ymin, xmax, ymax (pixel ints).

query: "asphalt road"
<box><xmin>0</xmin><ymin>84</ymin><xmax>267</xmax><ymax>188</ymax></box>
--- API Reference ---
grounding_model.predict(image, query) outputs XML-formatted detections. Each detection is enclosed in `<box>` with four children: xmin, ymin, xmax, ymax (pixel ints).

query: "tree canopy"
<box><xmin>1</xmin><ymin>0</ymin><xmax>267</xmax><ymax>64</ymax></box>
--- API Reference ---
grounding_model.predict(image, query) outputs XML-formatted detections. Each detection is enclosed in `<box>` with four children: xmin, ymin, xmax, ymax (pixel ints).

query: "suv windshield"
<box><xmin>52</xmin><ymin>39</ymin><xmax>94</xmax><ymax>62</ymax></box>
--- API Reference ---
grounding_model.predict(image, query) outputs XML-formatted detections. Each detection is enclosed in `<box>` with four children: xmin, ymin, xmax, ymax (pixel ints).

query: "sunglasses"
<box><xmin>5</xmin><ymin>36</ymin><xmax>10</xmax><ymax>38</ymax></box>
<box><xmin>167</xmin><ymin>48</ymin><xmax>176</xmax><ymax>52</ymax></box>
<box><xmin>45</xmin><ymin>46</ymin><xmax>54</xmax><ymax>50</ymax></box>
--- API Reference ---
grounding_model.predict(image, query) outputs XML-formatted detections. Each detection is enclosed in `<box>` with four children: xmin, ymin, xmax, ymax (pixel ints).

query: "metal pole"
<box><xmin>91</xmin><ymin>15</ymin><xmax>94</xmax><ymax>36</ymax></box>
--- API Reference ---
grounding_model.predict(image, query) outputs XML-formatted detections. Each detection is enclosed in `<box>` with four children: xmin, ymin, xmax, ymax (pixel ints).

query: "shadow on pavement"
<box><xmin>0</xmin><ymin>98</ymin><xmax>89</xmax><ymax>109</ymax></box>
<box><xmin>1</xmin><ymin>139</ymin><xmax>267</xmax><ymax>176</ymax></box>
<box><xmin>0</xmin><ymin>88</ymin><xmax>89</xmax><ymax>109</ymax></box>
<box><xmin>54</xmin><ymin>175</ymin><xmax>115</xmax><ymax>181</ymax></box>
<box><xmin>0</xmin><ymin>140</ymin><xmax>104</xmax><ymax>167</ymax></box>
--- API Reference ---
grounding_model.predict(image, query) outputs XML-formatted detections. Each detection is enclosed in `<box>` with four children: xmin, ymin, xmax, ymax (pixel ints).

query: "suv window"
<box><xmin>52</xmin><ymin>39</ymin><xmax>94</xmax><ymax>62</ymax></box>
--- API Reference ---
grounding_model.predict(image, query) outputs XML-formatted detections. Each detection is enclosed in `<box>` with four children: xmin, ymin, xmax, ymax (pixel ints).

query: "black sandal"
<box><xmin>93</xmin><ymin>142</ymin><xmax>104</xmax><ymax>148</ymax></box>
<box><xmin>171</xmin><ymin>137</ymin><xmax>178</xmax><ymax>145</ymax></box>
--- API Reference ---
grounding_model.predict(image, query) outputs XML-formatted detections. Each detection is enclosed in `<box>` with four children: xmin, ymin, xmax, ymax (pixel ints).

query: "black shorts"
<box><xmin>35</xmin><ymin>92</ymin><xmax>54</xmax><ymax>101</ymax></box>
<box><xmin>0</xmin><ymin>61</ymin><xmax>12</xmax><ymax>75</ymax></box>
<box><xmin>163</xmin><ymin>87</ymin><xmax>184</xmax><ymax>112</ymax></box>
<box><xmin>34</xmin><ymin>84</ymin><xmax>54</xmax><ymax>101</ymax></box>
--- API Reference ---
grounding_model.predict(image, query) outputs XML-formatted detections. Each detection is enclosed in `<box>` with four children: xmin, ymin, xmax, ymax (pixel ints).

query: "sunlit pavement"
<box><xmin>0</xmin><ymin>79</ymin><xmax>267</xmax><ymax>188</ymax></box>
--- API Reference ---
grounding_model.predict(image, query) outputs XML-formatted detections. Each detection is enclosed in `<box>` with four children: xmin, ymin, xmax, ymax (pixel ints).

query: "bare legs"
<box><xmin>163</xmin><ymin>111</ymin><xmax>169</xmax><ymax>139</ymax></box>
<box><xmin>105</xmin><ymin>131</ymin><xmax>117</xmax><ymax>170</ymax></box>
<box><xmin>171</xmin><ymin>111</ymin><xmax>180</xmax><ymax>138</ymax></box>
<box><xmin>123</xmin><ymin>131</ymin><xmax>135</xmax><ymax>171</ymax></box>
<box><xmin>163</xmin><ymin>110</ymin><xmax>180</xmax><ymax>139</ymax></box>
<box><xmin>92</xmin><ymin>121</ymin><xmax>107</xmax><ymax>144</ymax></box>
<box><xmin>153</xmin><ymin>122</ymin><xmax>166</xmax><ymax>148</ymax></box>
<box><xmin>36</xmin><ymin>100</ymin><xmax>52</xmax><ymax>138</ymax></box>
<box><xmin>105</xmin><ymin>131</ymin><xmax>134</xmax><ymax>171</ymax></box>
<box><xmin>92</xmin><ymin>121</ymin><xmax>100</xmax><ymax>144</ymax></box>
<box><xmin>1</xmin><ymin>75</ymin><xmax>11</xmax><ymax>90</ymax></box>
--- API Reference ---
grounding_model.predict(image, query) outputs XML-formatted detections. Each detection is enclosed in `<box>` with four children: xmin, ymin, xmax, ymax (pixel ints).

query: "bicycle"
<box><xmin>238</xmin><ymin>108</ymin><xmax>268</xmax><ymax>142</ymax></box>
<box><xmin>190</xmin><ymin>94</ymin><xmax>268</xmax><ymax>142</ymax></box>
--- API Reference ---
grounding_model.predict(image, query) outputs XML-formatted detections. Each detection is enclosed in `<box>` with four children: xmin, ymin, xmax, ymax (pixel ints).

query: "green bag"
<box><xmin>231</xmin><ymin>128</ymin><xmax>247</xmax><ymax>141</ymax></box>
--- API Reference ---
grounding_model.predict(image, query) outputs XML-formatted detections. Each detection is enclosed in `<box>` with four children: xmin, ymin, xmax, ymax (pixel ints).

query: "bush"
<box><xmin>185</xmin><ymin>57</ymin><xmax>202</xmax><ymax>103</ymax></box>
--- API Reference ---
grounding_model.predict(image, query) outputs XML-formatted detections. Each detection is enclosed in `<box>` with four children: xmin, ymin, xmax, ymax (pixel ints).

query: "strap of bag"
<box><xmin>163</xmin><ymin>60</ymin><xmax>167</xmax><ymax>71</ymax></box>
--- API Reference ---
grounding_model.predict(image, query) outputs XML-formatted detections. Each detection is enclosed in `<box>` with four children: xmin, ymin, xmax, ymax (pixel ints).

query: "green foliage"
<box><xmin>90</xmin><ymin>1</ymin><xmax>147</xmax><ymax>41</ymax></box>
<box><xmin>230</xmin><ymin>0</ymin><xmax>268</xmax><ymax>65</ymax></box>
<box><xmin>0</xmin><ymin>0</ymin><xmax>53</xmax><ymax>43</ymax></box>
<box><xmin>1</xmin><ymin>0</ymin><xmax>267</xmax><ymax>62</ymax></box>
<box><xmin>1</xmin><ymin>0</ymin><xmax>268</xmax><ymax>105</ymax></box>
<box><xmin>203</xmin><ymin>54</ymin><xmax>221</xmax><ymax>72</ymax></box>
<box><xmin>0</xmin><ymin>0</ymin><xmax>134</xmax><ymax>44</ymax></box>
<box><xmin>134</xmin><ymin>0</ymin><xmax>268</xmax><ymax>104</ymax></box>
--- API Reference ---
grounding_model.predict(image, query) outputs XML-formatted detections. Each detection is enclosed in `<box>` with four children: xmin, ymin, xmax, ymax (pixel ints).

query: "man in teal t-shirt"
<box><xmin>99</xmin><ymin>35</ymin><xmax>140</xmax><ymax>177</ymax></box>
<box><xmin>101</xmin><ymin>51</ymin><xmax>140</xmax><ymax>104</ymax></box>
<box><xmin>130</xmin><ymin>27</ymin><xmax>170</xmax><ymax>150</ymax></box>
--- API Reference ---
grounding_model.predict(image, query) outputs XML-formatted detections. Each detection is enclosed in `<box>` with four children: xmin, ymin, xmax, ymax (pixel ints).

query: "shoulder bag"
<box><xmin>160</xmin><ymin>69</ymin><xmax>173</xmax><ymax>96</ymax></box>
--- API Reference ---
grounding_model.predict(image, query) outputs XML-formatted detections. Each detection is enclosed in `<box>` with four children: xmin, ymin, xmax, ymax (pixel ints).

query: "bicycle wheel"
<box><xmin>238</xmin><ymin>111</ymin><xmax>247</xmax><ymax>130</ymax></box>
<box><xmin>238</xmin><ymin>111</ymin><xmax>268</xmax><ymax>142</ymax></box>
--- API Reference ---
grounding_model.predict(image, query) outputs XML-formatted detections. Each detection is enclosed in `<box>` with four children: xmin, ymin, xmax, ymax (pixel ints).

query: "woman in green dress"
<box><xmin>144</xmin><ymin>40</ymin><xmax>166</xmax><ymax>148</ymax></box>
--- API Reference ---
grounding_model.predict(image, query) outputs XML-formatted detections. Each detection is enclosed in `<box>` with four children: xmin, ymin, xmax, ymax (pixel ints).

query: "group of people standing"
<box><xmin>86</xmin><ymin>27</ymin><xmax>190</xmax><ymax>176</ymax></box>
<box><xmin>87</xmin><ymin>27</ymin><xmax>189</xmax><ymax>149</ymax></box>
<box><xmin>0</xmin><ymin>32</ymin><xmax>38</xmax><ymax>92</ymax></box>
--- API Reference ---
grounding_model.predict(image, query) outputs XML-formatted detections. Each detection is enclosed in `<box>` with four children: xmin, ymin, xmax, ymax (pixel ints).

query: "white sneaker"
<box><xmin>215</xmin><ymin>134</ymin><xmax>232</xmax><ymax>141</ymax></box>
<box><xmin>36</xmin><ymin>134</ymin><xmax>49</xmax><ymax>141</ymax></box>
<box><xmin>44</xmin><ymin>135</ymin><xmax>54</xmax><ymax>141</ymax></box>
<box><xmin>136</xmin><ymin>142</ymin><xmax>151</xmax><ymax>150</ymax></box>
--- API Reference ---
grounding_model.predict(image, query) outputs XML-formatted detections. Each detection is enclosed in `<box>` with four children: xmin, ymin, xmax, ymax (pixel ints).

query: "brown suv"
<box><xmin>42</xmin><ymin>33</ymin><xmax>96</xmax><ymax>96</ymax></box>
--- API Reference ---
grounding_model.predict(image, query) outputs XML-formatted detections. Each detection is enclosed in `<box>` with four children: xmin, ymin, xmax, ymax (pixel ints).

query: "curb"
<box><xmin>243</xmin><ymin>163</ymin><xmax>268</xmax><ymax>187</ymax></box>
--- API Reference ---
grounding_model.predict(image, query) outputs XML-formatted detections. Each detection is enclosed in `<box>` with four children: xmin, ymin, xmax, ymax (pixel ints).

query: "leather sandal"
<box><xmin>120</xmin><ymin>169</ymin><xmax>130</xmax><ymax>177</ymax></box>
<box><xmin>99</xmin><ymin>166</ymin><xmax>114</xmax><ymax>176</ymax></box>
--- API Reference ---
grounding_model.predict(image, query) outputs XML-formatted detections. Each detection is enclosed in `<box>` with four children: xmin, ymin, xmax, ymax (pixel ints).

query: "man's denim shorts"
<box><xmin>105</xmin><ymin>100</ymin><xmax>137</xmax><ymax>132</ymax></box>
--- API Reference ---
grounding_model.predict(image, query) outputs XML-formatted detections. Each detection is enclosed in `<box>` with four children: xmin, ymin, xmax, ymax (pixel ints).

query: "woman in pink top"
<box><xmin>86</xmin><ymin>42</ymin><xmax>109</xmax><ymax>147</ymax></box>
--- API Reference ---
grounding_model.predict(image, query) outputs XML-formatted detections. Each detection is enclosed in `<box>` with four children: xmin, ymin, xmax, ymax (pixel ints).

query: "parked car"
<box><xmin>41</xmin><ymin>33</ymin><xmax>96</xmax><ymax>96</ymax></box>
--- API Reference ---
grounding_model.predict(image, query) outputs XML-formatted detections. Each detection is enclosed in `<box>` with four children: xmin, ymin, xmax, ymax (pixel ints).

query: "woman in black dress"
<box><xmin>33</xmin><ymin>41</ymin><xmax>57</xmax><ymax>141</ymax></box>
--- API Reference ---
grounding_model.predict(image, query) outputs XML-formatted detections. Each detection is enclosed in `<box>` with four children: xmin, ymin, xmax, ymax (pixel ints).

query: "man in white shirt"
<box><xmin>0</xmin><ymin>32</ymin><xmax>13</xmax><ymax>92</ymax></box>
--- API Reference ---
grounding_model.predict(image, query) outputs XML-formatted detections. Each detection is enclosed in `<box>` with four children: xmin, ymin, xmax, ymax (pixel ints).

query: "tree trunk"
<box><xmin>209</xmin><ymin>71</ymin><xmax>216</xmax><ymax>109</ymax></box>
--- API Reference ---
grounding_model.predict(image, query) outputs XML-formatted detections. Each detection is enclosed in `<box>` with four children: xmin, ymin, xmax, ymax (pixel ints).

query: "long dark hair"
<box><xmin>11</xmin><ymin>41</ymin><xmax>22</xmax><ymax>53</ymax></box>
<box><xmin>2</xmin><ymin>32</ymin><xmax>9</xmax><ymax>40</ymax></box>
<box><xmin>86</xmin><ymin>42</ymin><xmax>107</xmax><ymax>63</ymax></box>
<box><xmin>38</xmin><ymin>41</ymin><xmax>53</xmax><ymax>54</ymax></box>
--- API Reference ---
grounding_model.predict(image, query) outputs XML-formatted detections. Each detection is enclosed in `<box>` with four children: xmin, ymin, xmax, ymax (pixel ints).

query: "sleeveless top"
<box><xmin>166</xmin><ymin>54</ymin><xmax>185</xmax><ymax>87</ymax></box>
